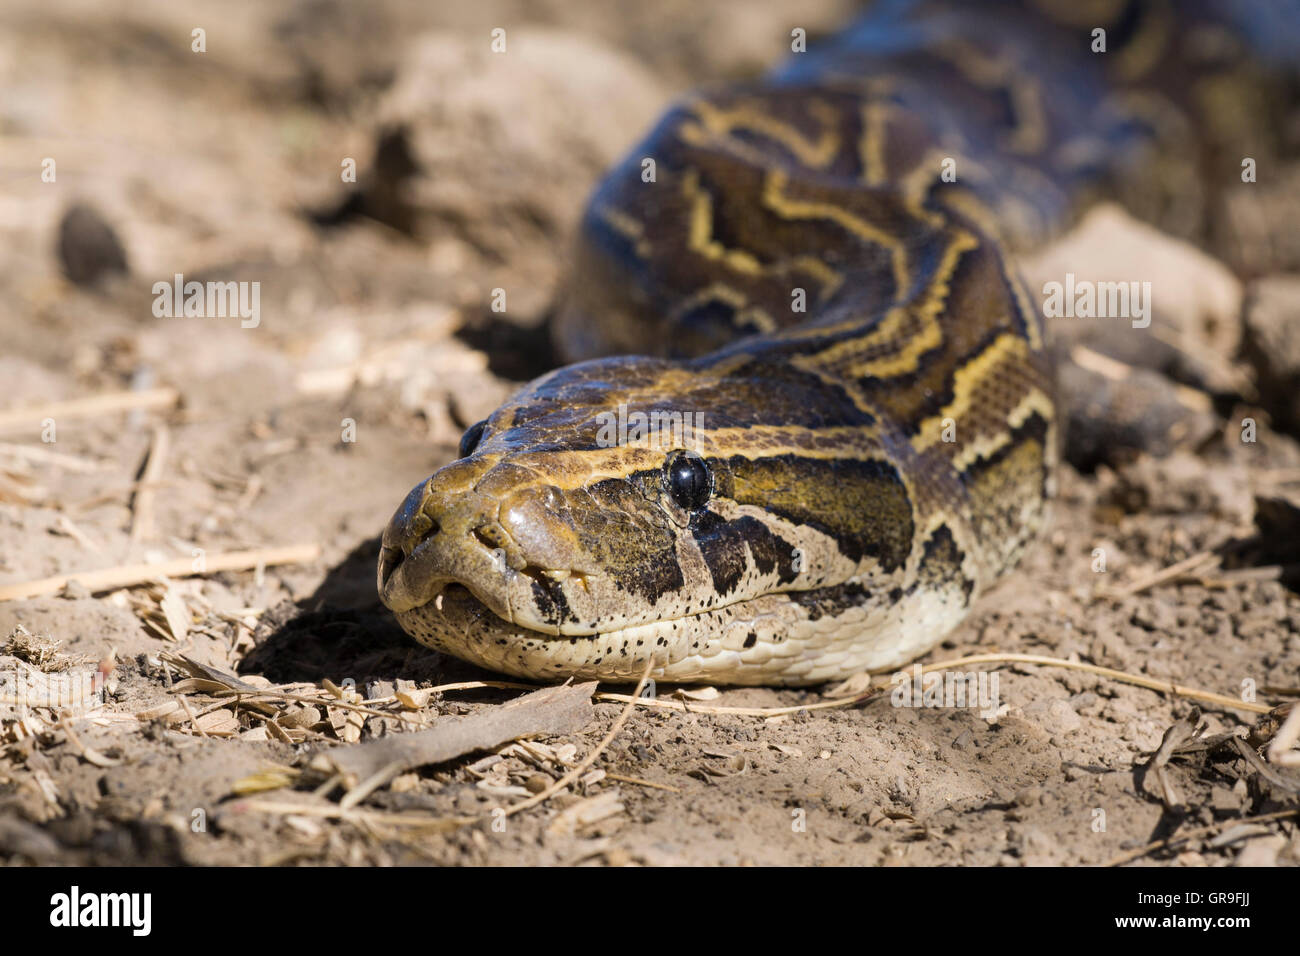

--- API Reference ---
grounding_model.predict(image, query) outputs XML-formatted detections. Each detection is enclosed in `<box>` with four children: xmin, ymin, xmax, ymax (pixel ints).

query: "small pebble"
<box><xmin>57</xmin><ymin>202</ymin><xmax>128</xmax><ymax>286</ymax></box>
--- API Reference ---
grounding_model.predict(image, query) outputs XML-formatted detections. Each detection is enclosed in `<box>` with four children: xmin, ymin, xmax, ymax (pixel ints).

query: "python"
<box><xmin>378</xmin><ymin>0</ymin><xmax>1295</xmax><ymax>685</ymax></box>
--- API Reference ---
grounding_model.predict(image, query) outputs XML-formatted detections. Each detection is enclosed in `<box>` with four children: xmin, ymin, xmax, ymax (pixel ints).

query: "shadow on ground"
<box><xmin>238</xmin><ymin>536</ymin><xmax>508</xmax><ymax>689</ymax></box>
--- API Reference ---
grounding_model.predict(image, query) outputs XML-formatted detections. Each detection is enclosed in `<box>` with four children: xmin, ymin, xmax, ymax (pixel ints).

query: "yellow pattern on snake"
<box><xmin>378</xmin><ymin>0</ymin><xmax>1296</xmax><ymax>684</ymax></box>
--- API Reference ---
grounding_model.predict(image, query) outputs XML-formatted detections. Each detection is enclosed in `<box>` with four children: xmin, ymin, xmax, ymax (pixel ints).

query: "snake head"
<box><xmin>377</xmin><ymin>356</ymin><xmax>764</xmax><ymax>638</ymax></box>
<box><xmin>376</xmin><ymin>352</ymin><xmax>941</xmax><ymax>684</ymax></box>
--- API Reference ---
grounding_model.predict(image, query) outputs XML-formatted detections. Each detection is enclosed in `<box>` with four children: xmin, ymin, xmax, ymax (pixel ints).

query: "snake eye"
<box><xmin>458</xmin><ymin>420</ymin><xmax>488</xmax><ymax>459</ymax></box>
<box><xmin>664</xmin><ymin>450</ymin><xmax>711</xmax><ymax>512</ymax></box>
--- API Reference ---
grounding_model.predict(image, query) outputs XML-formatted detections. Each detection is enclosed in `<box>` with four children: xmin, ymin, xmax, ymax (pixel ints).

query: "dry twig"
<box><xmin>0</xmin><ymin>544</ymin><xmax>320</xmax><ymax>601</ymax></box>
<box><xmin>0</xmin><ymin>387</ymin><xmax>179</xmax><ymax>436</ymax></box>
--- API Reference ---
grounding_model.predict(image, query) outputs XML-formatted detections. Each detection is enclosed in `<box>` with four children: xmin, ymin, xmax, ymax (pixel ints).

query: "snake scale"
<box><xmin>377</xmin><ymin>0</ymin><xmax>1296</xmax><ymax>685</ymax></box>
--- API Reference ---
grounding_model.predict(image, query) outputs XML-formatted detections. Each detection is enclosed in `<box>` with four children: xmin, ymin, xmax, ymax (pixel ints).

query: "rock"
<box><xmin>1057</xmin><ymin>353</ymin><xmax>1218</xmax><ymax>470</ymax></box>
<box><xmin>271</xmin><ymin>0</ymin><xmax>399</xmax><ymax>103</ymax></box>
<box><xmin>1012</xmin><ymin>826</ymin><xmax>1057</xmax><ymax>865</ymax></box>
<box><xmin>0</xmin><ymin>816</ymin><xmax>63</xmax><ymax>863</ymax></box>
<box><xmin>1022</xmin><ymin>204</ymin><xmax>1251</xmax><ymax>468</ymax></box>
<box><xmin>1234</xmin><ymin>835</ymin><xmax>1285</xmax><ymax>867</ymax></box>
<box><xmin>1099</xmin><ymin>451</ymin><xmax>1253</xmax><ymax>522</ymax></box>
<box><xmin>57</xmin><ymin>202</ymin><xmax>129</xmax><ymax>287</ymax></box>
<box><xmin>1021</xmin><ymin>203</ymin><xmax>1246</xmax><ymax>395</ymax></box>
<box><xmin>1023</xmin><ymin>698</ymin><xmax>1082</xmax><ymax>737</ymax></box>
<box><xmin>1252</xmin><ymin>496</ymin><xmax>1300</xmax><ymax>566</ymax></box>
<box><xmin>1242</xmin><ymin>274</ymin><xmax>1300</xmax><ymax>436</ymax></box>
<box><xmin>363</xmin><ymin>29</ymin><xmax>667</xmax><ymax>260</ymax></box>
<box><xmin>1219</xmin><ymin>165</ymin><xmax>1300</xmax><ymax>275</ymax></box>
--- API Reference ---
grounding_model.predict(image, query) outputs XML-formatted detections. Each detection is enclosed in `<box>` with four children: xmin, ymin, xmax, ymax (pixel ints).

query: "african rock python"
<box><xmin>378</xmin><ymin>0</ymin><xmax>1293</xmax><ymax>685</ymax></box>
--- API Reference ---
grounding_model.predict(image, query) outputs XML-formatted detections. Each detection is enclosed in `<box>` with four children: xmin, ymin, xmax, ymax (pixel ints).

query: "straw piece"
<box><xmin>0</xmin><ymin>387</ymin><xmax>179</xmax><ymax>436</ymax></box>
<box><xmin>0</xmin><ymin>544</ymin><xmax>320</xmax><ymax>601</ymax></box>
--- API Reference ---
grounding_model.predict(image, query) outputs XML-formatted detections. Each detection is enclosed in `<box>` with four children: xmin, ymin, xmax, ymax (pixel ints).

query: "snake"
<box><xmin>376</xmin><ymin>0</ymin><xmax>1295</xmax><ymax>685</ymax></box>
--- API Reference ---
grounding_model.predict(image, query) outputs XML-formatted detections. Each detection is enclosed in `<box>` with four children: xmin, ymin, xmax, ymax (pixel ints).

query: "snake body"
<box><xmin>378</xmin><ymin>0</ymin><xmax>1291</xmax><ymax>685</ymax></box>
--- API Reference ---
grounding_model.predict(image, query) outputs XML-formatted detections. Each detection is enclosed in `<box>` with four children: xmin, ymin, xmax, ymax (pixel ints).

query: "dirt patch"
<box><xmin>0</xmin><ymin>0</ymin><xmax>1297</xmax><ymax>866</ymax></box>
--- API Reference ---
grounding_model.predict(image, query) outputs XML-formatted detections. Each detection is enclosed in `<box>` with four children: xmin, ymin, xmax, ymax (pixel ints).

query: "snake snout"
<box><xmin>378</xmin><ymin>460</ymin><xmax>524</xmax><ymax>617</ymax></box>
<box><xmin>377</xmin><ymin>544</ymin><xmax>404</xmax><ymax>590</ymax></box>
<box><xmin>382</xmin><ymin>479</ymin><xmax>440</xmax><ymax>552</ymax></box>
<box><xmin>377</xmin><ymin>477</ymin><xmax>448</xmax><ymax>611</ymax></box>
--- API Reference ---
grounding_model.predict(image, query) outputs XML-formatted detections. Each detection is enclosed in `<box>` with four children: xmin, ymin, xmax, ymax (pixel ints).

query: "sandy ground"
<box><xmin>0</xmin><ymin>0</ymin><xmax>1298</xmax><ymax>866</ymax></box>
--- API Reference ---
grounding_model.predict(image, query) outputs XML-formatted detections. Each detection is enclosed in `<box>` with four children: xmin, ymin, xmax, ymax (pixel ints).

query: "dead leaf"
<box><xmin>396</xmin><ymin>687</ymin><xmax>436</xmax><ymax>710</ymax></box>
<box><xmin>231</xmin><ymin>765</ymin><xmax>301</xmax><ymax>795</ymax></box>
<box><xmin>193</xmin><ymin>709</ymin><xmax>240</xmax><ymax>736</ymax></box>
<box><xmin>159</xmin><ymin>585</ymin><xmax>190</xmax><ymax>643</ymax></box>
<box><xmin>1141</xmin><ymin>709</ymin><xmax>1205</xmax><ymax>810</ymax></box>
<box><xmin>278</xmin><ymin>704</ymin><xmax>321</xmax><ymax>729</ymax></box>
<box><xmin>824</xmin><ymin>671</ymin><xmax>874</xmax><ymax>698</ymax></box>
<box><xmin>673</xmin><ymin>686</ymin><xmax>720</xmax><ymax>701</ymax></box>
<box><xmin>135</xmin><ymin>701</ymin><xmax>181</xmax><ymax>721</ymax></box>
<box><xmin>170</xmin><ymin>678</ymin><xmax>232</xmax><ymax>696</ymax></box>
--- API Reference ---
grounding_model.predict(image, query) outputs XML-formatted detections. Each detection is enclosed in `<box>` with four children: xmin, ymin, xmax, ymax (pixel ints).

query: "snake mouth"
<box><xmin>378</xmin><ymin>541</ymin><xmax>464</xmax><ymax>615</ymax></box>
<box><xmin>379</xmin><ymin>527</ymin><xmax>602</xmax><ymax>634</ymax></box>
<box><xmin>414</xmin><ymin>581</ymin><xmax>476</xmax><ymax>616</ymax></box>
<box><xmin>377</xmin><ymin>525</ymin><xmax>457</xmax><ymax>614</ymax></box>
<box><xmin>393</xmin><ymin>578</ymin><xmax>616</xmax><ymax>653</ymax></box>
